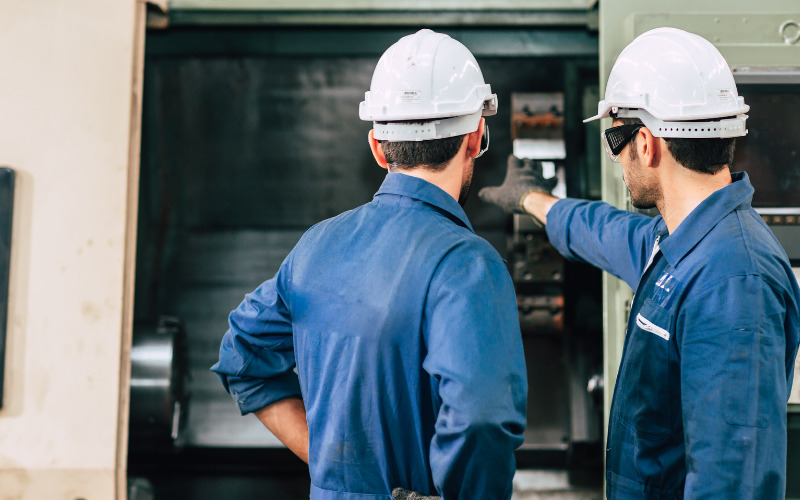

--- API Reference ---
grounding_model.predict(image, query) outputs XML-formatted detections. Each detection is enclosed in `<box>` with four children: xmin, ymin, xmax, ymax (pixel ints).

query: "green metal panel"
<box><xmin>597</xmin><ymin>1</ymin><xmax>800</xmax><ymax>497</ymax></box>
<box><xmin>630</xmin><ymin>13</ymin><xmax>800</xmax><ymax>65</ymax></box>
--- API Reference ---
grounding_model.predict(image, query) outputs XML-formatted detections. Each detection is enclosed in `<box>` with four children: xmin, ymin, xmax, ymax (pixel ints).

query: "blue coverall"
<box><xmin>546</xmin><ymin>172</ymin><xmax>800</xmax><ymax>499</ymax></box>
<box><xmin>212</xmin><ymin>172</ymin><xmax>528</xmax><ymax>500</ymax></box>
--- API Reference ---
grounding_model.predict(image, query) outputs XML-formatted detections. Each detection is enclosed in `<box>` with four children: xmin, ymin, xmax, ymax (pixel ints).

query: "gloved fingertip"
<box><xmin>507</xmin><ymin>154</ymin><xmax>522</xmax><ymax>169</ymax></box>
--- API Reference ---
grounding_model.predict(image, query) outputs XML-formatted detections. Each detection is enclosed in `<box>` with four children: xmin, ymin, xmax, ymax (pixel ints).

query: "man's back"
<box><xmin>216</xmin><ymin>173</ymin><xmax>527</xmax><ymax>499</ymax></box>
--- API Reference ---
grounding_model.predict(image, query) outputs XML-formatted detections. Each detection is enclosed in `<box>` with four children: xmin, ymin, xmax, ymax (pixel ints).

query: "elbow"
<box><xmin>437</xmin><ymin>405</ymin><xmax>526</xmax><ymax>448</ymax></box>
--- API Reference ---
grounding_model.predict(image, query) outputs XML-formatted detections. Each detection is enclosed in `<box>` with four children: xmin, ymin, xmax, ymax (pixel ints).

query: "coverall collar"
<box><xmin>375</xmin><ymin>172</ymin><xmax>475</xmax><ymax>233</ymax></box>
<box><xmin>659</xmin><ymin>171</ymin><xmax>754</xmax><ymax>267</ymax></box>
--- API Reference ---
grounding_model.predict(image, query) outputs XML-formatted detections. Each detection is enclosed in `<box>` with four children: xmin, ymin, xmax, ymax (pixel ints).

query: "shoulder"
<box><xmin>683</xmin><ymin>207</ymin><xmax>793</xmax><ymax>295</ymax></box>
<box><xmin>431</xmin><ymin>234</ymin><xmax>510</xmax><ymax>291</ymax></box>
<box><xmin>293</xmin><ymin>204</ymin><xmax>366</xmax><ymax>248</ymax></box>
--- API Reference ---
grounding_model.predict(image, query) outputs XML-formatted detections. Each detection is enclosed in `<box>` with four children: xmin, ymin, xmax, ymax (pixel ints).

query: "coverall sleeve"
<box><xmin>422</xmin><ymin>243</ymin><xmax>528</xmax><ymax>500</ymax></box>
<box><xmin>677</xmin><ymin>275</ymin><xmax>788</xmax><ymax>499</ymax></box>
<box><xmin>545</xmin><ymin>198</ymin><xmax>658</xmax><ymax>290</ymax></box>
<box><xmin>211</xmin><ymin>252</ymin><xmax>301</xmax><ymax>415</ymax></box>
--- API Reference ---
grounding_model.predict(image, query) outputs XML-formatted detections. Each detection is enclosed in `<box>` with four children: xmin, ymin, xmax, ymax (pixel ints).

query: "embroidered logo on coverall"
<box><xmin>651</xmin><ymin>272</ymin><xmax>679</xmax><ymax>308</ymax></box>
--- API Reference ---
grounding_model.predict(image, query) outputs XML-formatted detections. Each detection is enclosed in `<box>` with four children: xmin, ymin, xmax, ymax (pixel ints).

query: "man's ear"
<box><xmin>638</xmin><ymin>127</ymin><xmax>661</xmax><ymax>168</ymax></box>
<box><xmin>465</xmin><ymin>118</ymin><xmax>485</xmax><ymax>159</ymax></box>
<box><xmin>368</xmin><ymin>129</ymin><xmax>389</xmax><ymax>169</ymax></box>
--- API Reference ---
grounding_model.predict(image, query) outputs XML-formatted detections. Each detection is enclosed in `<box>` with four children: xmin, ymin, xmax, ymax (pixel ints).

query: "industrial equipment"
<box><xmin>732</xmin><ymin>67</ymin><xmax>800</xmax><ymax>263</ymax></box>
<box><xmin>129</xmin><ymin>315</ymin><xmax>189</xmax><ymax>450</ymax></box>
<box><xmin>128</xmin><ymin>19</ymin><xmax>603</xmax><ymax>496</ymax></box>
<box><xmin>506</xmin><ymin>92</ymin><xmax>603</xmax><ymax>458</ymax></box>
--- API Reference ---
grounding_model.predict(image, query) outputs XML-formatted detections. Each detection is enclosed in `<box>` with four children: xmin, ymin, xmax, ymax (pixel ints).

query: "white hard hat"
<box><xmin>359</xmin><ymin>29</ymin><xmax>498</xmax><ymax>142</ymax></box>
<box><xmin>585</xmin><ymin>27</ymin><xmax>749</xmax><ymax>138</ymax></box>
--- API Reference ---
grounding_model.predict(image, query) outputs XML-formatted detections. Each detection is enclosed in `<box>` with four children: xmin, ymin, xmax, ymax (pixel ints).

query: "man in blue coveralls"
<box><xmin>481</xmin><ymin>28</ymin><xmax>800</xmax><ymax>498</ymax></box>
<box><xmin>212</xmin><ymin>30</ymin><xmax>527</xmax><ymax>500</ymax></box>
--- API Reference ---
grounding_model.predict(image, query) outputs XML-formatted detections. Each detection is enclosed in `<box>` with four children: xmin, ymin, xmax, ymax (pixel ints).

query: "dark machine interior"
<box><xmin>128</xmin><ymin>26</ymin><xmax>604</xmax><ymax>499</ymax></box>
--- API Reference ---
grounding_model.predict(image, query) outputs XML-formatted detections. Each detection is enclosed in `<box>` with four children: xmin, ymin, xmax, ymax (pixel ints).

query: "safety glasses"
<box><xmin>601</xmin><ymin>124</ymin><xmax>643</xmax><ymax>163</ymax></box>
<box><xmin>475</xmin><ymin>123</ymin><xmax>490</xmax><ymax>158</ymax></box>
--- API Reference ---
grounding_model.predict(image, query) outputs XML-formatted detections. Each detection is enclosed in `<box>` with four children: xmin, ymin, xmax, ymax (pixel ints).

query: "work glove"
<box><xmin>391</xmin><ymin>488</ymin><xmax>440</xmax><ymax>500</ymax></box>
<box><xmin>478</xmin><ymin>154</ymin><xmax>558</xmax><ymax>215</ymax></box>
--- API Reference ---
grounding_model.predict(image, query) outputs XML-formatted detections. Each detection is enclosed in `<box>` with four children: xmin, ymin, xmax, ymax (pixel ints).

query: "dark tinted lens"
<box><xmin>604</xmin><ymin>124</ymin><xmax>643</xmax><ymax>155</ymax></box>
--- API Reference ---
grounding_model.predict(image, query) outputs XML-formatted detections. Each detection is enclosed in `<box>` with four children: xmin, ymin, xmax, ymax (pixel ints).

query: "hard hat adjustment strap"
<box><xmin>373</xmin><ymin>111</ymin><xmax>482</xmax><ymax>142</ymax></box>
<box><xmin>618</xmin><ymin>109</ymin><xmax>748</xmax><ymax>139</ymax></box>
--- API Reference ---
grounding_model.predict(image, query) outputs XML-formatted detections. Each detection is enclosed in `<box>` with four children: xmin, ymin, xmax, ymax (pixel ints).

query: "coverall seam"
<box><xmin>684</xmin><ymin>272</ymin><xmax>760</xmax><ymax>303</ymax></box>
<box><xmin>735</xmin><ymin>209</ymin><xmax>759</xmax><ymax>276</ymax></box>
<box><xmin>559</xmin><ymin>199</ymin><xmax>579</xmax><ymax>261</ymax></box>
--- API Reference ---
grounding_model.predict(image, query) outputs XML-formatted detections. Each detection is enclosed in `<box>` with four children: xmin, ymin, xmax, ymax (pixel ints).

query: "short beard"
<box><xmin>630</xmin><ymin>192</ymin><xmax>658</xmax><ymax>210</ymax></box>
<box><xmin>626</xmin><ymin>143</ymin><xmax>659</xmax><ymax>210</ymax></box>
<box><xmin>458</xmin><ymin>159</ymin><xmax>474</xmax><ymax>207</ymax></box>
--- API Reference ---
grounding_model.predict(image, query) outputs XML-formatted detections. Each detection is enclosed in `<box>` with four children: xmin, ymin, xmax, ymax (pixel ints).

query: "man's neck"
<box><xmin>657</xmin><ymin>164</ymin><xmax>732</xmax><ymax>233</ymax></box>
<box><xmin>390</xmin><ymin>155</ymin><xmax>467</xmax><ymax>202</ymax></box>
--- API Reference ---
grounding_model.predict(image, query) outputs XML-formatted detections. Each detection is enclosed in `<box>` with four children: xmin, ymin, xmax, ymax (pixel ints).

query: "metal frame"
<box><xmin>149</xmin><ymin>0</ymin><xmax>600</xmax><ymax>28</ymax></box>
<box><xmin>0</xmin><ymin>167</ymin><xmax>15</xmax><ymax>409</ymax></box>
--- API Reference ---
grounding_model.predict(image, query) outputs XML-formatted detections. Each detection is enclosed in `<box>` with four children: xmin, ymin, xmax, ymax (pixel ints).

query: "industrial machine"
<box><xmin>125</xmin><ymin>2</ymin><xmax>800</xmax><ymax>499</ymax></box>
<box><xmin>128</xmin><ymin>6</ymin><xmax>604</xmax><ymax>496</ymax></box>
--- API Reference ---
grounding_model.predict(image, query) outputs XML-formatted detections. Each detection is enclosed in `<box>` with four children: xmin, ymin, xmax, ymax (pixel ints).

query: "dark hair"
<box><xmin>377</xmin><ymin>121</ymin><xmax>465</xmax><ymax>172</ymax></box>
<box><xmin>617</xmin><ymin>117</ymin><xmax>736</xmax><ymax>174</ymax></box>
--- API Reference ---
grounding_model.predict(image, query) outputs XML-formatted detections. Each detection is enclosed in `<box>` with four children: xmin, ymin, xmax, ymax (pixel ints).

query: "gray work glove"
<box><xmin>391</xmin><ymin>488</ymin><xmax>440</xmax><ymax>500</ymax></box>
<box><xmin>478</xmin><ymin>154</ymin><xmax>558</xmax><ymax>215</ymax></box>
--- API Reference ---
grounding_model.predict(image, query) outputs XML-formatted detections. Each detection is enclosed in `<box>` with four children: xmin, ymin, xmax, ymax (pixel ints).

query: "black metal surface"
<box><xmin>135</xmin><ymin>27</ymin><xmax>598</xmax><ymax>325</ymax></box>
<box><xmin>128</xmin><ymin>446</ymin><xmax>601</xmax><ymax>499</ymax></box>
<box><xmin>0</xmin><ymin>167</ymin><xmax>14</xmax><ymax>409</ymax></box>
<box><xmin>138</xmin><ymin>28</ymin><xmax>596</xmax><ymax>237</ymax></box>
<box><xmin>145</xmin><ymin>27</ymin><xmax>598</xmax><ymax>58</ymax></box>
<box><xmin>129</xmin><ymin>447</ymin><xmax>311</xmax><ymax>500</ymax></box>
<box><xmin>788</xmin><ymin>413</ymin><xmax>800</xmax><ymax>498</ymax></box>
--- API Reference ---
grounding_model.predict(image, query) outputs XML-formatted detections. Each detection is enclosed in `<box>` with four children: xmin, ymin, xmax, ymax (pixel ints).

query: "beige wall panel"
<box><xmin>0</xmin><ymin>470</ymin><xmax>114</xmax><ymax>500</ymax></box>
<box><xmin>0</xmin><ymin>0</ymin><xmax>140</xmax><ymax>497</ymax></box>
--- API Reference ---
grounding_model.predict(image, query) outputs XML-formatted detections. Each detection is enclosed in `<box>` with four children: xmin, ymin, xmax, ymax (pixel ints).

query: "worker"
<box><xmin>212</xmin><ymin>29</ymin><xmax>527</xmax><ymax>500</ymax></box>
<box><xmin>480</xmin><ymin>27</ymin><xmax>800</xmax><ymax>498</ymax></box>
